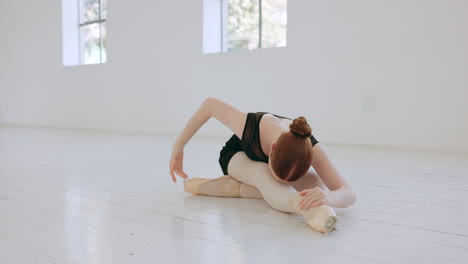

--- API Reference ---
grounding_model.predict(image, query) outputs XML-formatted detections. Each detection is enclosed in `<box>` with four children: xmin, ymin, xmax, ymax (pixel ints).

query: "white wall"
<box><xmin>1</xmin><ymin>0</ymin><xmax>467</xmax><ymax>153</ymax></box>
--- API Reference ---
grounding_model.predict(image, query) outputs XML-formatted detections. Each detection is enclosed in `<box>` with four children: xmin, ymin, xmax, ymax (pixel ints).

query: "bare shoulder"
<box><xmin>263</xmin><ymin>113</ymin><xmax>292</xmax><ymax>129</ymax></box>
<box><xmin>260</xmin><ymin>114</ymin><xmax>290</xmax><ymax>139</ymax></box>
<box><xmin>260</xmin><ymin>114</ymin><xmax>281</xmax><ymax>130</ymax></box>
<box><xmin>261</xmin><ymin>113</ymin><xmax>277</xmax><ymax>123</ymax></box>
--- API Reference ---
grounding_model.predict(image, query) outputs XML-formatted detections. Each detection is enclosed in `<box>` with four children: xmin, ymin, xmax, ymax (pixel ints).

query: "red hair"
<box><xmin>270</xmin><ymin>117</ymin><xmax>313</xmax><ymax>182</ymax></box>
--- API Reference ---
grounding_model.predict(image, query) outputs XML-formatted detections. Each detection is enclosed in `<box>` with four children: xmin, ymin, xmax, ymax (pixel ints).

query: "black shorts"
<box><xmin>218</xmin><ymin>135</ymin><xmax>243</xmax><ymax>175</ymax></box>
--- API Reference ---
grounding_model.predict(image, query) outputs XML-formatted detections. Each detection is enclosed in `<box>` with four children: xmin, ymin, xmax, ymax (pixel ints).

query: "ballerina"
<box><xmin>169</xmin><ymin>98</ymin><xmax>356</xmax><ymax>233</ymax></box>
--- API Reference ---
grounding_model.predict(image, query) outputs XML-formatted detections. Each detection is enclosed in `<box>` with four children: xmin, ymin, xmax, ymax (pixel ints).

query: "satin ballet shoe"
<box><xmin>184</xmin><ymin>175</ymin><xmax>242</xmax><ymax>197</ymax></box>
<box><xmin>183</xmin><ymin>177</ymin><xmax>213</xmax><ymax>195</ymax></box>
<box><xmin>289</xmin><ymin>192</ymin><xmax>338</xmax><ymax>233</ymax></box>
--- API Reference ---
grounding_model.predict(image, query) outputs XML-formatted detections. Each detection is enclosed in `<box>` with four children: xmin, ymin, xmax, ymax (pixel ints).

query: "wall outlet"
<box><xmin>362</xmin><ymin>95</ymin><xmax>376</xmax><ymax>112</ymax></box>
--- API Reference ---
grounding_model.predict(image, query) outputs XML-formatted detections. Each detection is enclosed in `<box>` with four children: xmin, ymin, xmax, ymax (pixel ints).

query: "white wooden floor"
<box><xmin>0</xmin><ymin>126</ymin><xmax>467</xmax><ymax>264</ymax></box>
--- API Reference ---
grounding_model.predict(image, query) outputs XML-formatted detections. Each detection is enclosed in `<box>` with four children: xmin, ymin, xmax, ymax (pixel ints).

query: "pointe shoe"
<box><xmin>305</xmin><ymin>205</ymin><xmax>337</xmax><ymax>233</ymax></box>
<box><xmin>184</xmin><ymin>175</ymin><xmax>242</xmax><ymax>197</ymax></box>
<box><xmin>289</xmin><ymin>193</ymin><xmax>338</xmax><ymax>233</ymax></box>
<box><xmin>184</xmin><ymin>178</ymin><xmax>212</xmax><ymax>195</ymax></box>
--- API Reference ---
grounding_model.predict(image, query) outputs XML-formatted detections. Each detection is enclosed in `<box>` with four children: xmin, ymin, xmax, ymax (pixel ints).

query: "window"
<box><xmin>62</xmin><ymin>0</ymin><xmax>107</xmax><ymax>66</ymax></box>
<box><xmin>203</xmin><ymin>0</ymin><xmax>287</xmax><ymax>54</ymax></box>
<box><xmin>79</xmin><ymin>0</ymin><xmax>107</xmax><ymax>64</ymax></box>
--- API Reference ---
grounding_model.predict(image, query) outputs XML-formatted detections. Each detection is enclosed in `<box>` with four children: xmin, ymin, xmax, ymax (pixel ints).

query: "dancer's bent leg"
<box><xmin>228</xmin><ymin>152</ymin><xmax>296</xmax><ymax>212</ymax></box>
<box><xmin>228</xmin><ymin>152</ymin><xmax>337</xmax><ymax>232</ymax></box>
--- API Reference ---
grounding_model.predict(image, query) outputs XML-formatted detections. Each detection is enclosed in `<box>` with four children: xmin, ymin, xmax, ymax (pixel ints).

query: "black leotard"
<box><xmin>218</xmin><ymin>112</ymin><xmax>319</xmax><ymax>175</ymax></box>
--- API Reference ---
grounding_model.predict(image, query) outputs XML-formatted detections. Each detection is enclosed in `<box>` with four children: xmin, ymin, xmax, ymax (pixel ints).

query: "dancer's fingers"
<box><xmin>303</xmin><ymin>198</ymin><xmax>323</xmax><ymax>210</ymax></box>
<box><xmin>177</xmin><ymin>167</ymin><xmax>188</xmax><ymax>178</ymax></box>
<box><xmin>299</xmin><ymin>195</ymin><xmax>315</xmax><ymax>209</ymax></box>
<box><xmin>175</xmin><ymin>168</ymin><xmax>182</xmax><ymax>178</ymax></box>
<box><xmin>299</xmin><ymin>192</ymin><xmax>319</xmax><ymax>206</ymax></box>
<box><xmin>307</xmin><ymin>197</ymin><xmax>328</xmax><ymax>209</ymax></box>
<box><xmin>309</xmin><ymin>199</ymin><xmax>325</xmax><ymax>208</ymax></box>
<box><xmin>174</xmin><ymin>167</ymin><xmax>188</xmax><ymax>179</ymax></box>
<box><xmin>299</xmin><ymin>187</ymin><xmax>320</xmax><ymax>197</ymax></box>
<box><xmin>301</xmin><ymin>193</ymin><xmax>323</xmax><ymax>209</ymax></box>
<box><xmin>170</xmin><ymin>168</ymin><xmax>176</xmax><ymax>183</ymax></box>
<box><xmin>179</xmin><ymin>169</ymin><xmax>188</xmax><ymax>179</ymax></box>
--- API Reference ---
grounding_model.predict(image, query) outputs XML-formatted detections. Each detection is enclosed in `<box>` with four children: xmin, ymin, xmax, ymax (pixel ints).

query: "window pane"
<box><xmin>101</xmin><ymin>0</ymin><xmax>107</xmax><ymax>19</ymax></box>
<box><xmin>101</xmin><ymin>22</ymin><xmax>107</xmax><ymax>63</ymax></box>
<box><xmin>227</xmin><ymin>0</ymin><xmax>260</xmax><ymax>51</ymax></box>
<box><xmin>262</xmin><ymin>0</ymin><xmax>287</xmax><ymax>48</ymax></box>
<box><xmin>80</xmin><ymin>23</ymin><xmax>101</xmax><ymax>64</ymax></box>
<box><xmin>80</xmin><ymin>0</ymin><xmax>100</xmax><ymax>24</ymax></box>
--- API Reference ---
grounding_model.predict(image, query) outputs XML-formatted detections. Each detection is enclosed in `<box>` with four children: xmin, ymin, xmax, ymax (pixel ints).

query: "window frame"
<box><xmin>78</xmin><ymin>0</ymin><xmax>107</xmax><ymax>64</ymax></box>
<box><xmin>217</xmin><ymin>0</ymin><xmax>286</xmax><ymax>53</ymax></box>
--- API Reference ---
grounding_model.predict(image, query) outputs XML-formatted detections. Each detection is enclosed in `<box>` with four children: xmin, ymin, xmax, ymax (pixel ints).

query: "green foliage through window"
<box><xmin>227</xmin><ymin>0</ymin><xmax>287</xmax><ymax>51</ymax></box>
<box><xmin>79</xmin><ymin>0</ymin><xmax>107</xmax><ymax>64</ymax></box>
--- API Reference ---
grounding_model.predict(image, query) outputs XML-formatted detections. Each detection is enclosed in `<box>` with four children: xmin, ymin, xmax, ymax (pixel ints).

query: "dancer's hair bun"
<box><xmin>289</xmin><ymin>117</ymin><xmax>312</xmax><ymax>138</ymax></box>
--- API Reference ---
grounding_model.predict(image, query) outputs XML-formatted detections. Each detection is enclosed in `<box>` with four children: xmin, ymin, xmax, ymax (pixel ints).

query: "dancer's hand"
<box><xmin>169</xmin><ymin>147</ymin><xmax>188</xmax><ymax>183</ymax></box>
<box><xmin>298</xmin><ymin>187</ymin><xmax>333</xmax><ymax>210</ymax></box>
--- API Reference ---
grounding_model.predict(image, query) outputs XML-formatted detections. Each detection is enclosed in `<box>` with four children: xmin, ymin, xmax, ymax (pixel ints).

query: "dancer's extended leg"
<box><xmin>227</xmin><ymin>152</ymin><xmax>337</xmax><ymax>233</ymax></box>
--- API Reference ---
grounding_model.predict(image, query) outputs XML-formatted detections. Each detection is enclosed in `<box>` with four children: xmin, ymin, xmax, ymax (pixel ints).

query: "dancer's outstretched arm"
<box><xmin>169</xmin><ymin>98</ymin><xmax>246</xmax><ymax>182</ymax></box>
<box><xmin>300</xmin><ymin>144</ymin><xmax>356</xmax><ymax>209</ymax></box>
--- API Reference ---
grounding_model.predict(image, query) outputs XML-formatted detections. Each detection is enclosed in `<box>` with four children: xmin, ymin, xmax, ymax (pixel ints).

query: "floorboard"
<box><xmin>0</xmin><ymin>126</ymin><xmax>467</xmax><ymax>264</ymax></box>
